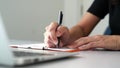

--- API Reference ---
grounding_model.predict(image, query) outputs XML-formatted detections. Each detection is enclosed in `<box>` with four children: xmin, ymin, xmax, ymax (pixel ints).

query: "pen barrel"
<box><xmin>56</xmin><ymin>11</ymin><xmax>63</xmax><ymax>48</ymax></box>
<box><xmin>58</xmin><ymin>11</ymin><xmax>63</xmax><ymax>25</ymax></box>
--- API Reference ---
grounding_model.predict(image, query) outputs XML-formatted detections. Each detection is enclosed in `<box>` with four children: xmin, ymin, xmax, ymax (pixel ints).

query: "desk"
<box><xmin>19</xmin><ymin>50</ymin><xmax>120</xmax><ymax>68</ymax></box>
<box><xmin>1</xmin><ymin>40</ymin><xmax>120</xmax><ymax>68</ymax></box>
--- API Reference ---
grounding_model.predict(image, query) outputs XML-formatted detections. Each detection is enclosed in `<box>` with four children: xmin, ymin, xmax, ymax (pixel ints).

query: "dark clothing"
<box><xmin>87</xmin><ymin>0</ymin><xmax>120</xmax><ymax>35</ymax></box>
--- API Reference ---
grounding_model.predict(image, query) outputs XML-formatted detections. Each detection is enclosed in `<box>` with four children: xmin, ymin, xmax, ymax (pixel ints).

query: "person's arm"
<box><xmin>44</xmin><ymin>0</ymin><xmax>109</xmax><ymax>48</ymax></box>
<box><xmin>68</xmin><ymin>12</ymin><xmax>100</xmax><ymax>44</ymax></box>
<box><xmin>68</xmin><ymin>0</ymin><xmax>109</xmax><ymax>44</ymax></box>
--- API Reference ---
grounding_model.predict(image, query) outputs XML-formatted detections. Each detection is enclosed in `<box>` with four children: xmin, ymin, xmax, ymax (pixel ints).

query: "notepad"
<box><xmin>10</xmin><ymin>43</ymin><xmax>80</xmax><ymax>52</ymax></box>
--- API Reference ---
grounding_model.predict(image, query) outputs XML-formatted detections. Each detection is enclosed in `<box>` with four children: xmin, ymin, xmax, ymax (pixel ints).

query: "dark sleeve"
<box><xmin>87</xmin><ymin>0</ymin><xmax>109</xmax><ymax>19</ymax></box>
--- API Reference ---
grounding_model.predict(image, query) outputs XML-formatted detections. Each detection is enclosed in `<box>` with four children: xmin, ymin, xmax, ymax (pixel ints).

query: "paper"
<box><xmin>10</xmin><ymin>43</ymin><xmax>80</xmax><ymax>52</ymax></box>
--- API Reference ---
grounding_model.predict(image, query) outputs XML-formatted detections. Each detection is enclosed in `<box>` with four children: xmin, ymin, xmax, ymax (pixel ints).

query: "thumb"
<box><xmin>56</xmin><ymin>30</ymin><xmax>62</xmax><ymax>37</ymax></box>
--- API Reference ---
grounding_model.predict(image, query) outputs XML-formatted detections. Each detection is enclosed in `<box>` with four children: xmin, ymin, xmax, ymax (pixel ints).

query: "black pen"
<box><xmin>56</xmin><ymin>11</ymin><xmax>63</xmax><ymax>48</ymax></box>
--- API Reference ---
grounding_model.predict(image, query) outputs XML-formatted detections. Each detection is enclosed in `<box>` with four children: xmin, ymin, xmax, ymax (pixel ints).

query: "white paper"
<box><xmin>10</xmin><ymin>43</ymin><xmax>80</xmax><ymax>52</ymax></box>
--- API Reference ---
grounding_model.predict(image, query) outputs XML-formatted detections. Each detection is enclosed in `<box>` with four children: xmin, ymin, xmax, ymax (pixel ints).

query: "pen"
<box><xmin>56</xmin><ymin>11</ymin><xmax>63</xmax><ymax>48</ymax></box>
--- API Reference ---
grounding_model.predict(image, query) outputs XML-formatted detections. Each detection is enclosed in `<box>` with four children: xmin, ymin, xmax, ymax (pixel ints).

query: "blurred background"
<box><xmin>0</xmin><ymin>0</ymin><xmax>108</xmax><ymax>42</ymax></box>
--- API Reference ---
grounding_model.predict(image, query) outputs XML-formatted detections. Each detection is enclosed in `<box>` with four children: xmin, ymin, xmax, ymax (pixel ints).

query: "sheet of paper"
<box><xmin>10</xmin><ymin>43</ymin><xmax>80</xmax><ymax>52</ymax></box>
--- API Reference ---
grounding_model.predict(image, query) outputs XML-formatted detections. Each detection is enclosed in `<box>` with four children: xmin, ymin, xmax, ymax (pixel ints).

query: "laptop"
<box><xmin>0</xmin><ymin>13</ymin><xmax>78</xmax><ymax>66</ymax></box>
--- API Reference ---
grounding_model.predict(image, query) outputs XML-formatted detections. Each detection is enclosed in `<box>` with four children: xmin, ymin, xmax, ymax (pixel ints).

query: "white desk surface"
<box><xmin>0</xmin><ymin>50</ymin><xmax>120</xmax><ymax>68</ymax></box>
<box><xmin>19</xmin><ymin>50</ymin><xmax>120</xmax><ymax>68</ymax></box>
<box><xmin>1</xmin><ymin>40</ymin><xmax>120</xmax><ymax>68</ymax></box>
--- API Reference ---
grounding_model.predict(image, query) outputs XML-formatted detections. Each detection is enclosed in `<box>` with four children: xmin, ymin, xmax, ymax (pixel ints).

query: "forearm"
<box><xmin>68</xmin><ymin>25</ymin><xmax>85</xmax><ymax>44</ymax></box>
<box><xmin>68</xmin><ymin>12</ymin><xmax>100</xmax><ymax>44</ymax></box>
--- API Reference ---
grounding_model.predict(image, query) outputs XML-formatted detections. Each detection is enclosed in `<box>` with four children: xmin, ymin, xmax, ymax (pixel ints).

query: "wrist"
<box><xmin>111</xmin><ymin>35</ymin><xmax>120</xmax><ymax>50</ymax></box>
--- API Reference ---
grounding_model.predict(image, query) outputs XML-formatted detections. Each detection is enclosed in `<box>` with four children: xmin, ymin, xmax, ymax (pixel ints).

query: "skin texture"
<box><xmin>44</xmin><ymin>12</ymin><xmax>120</xmax><ymax>50</ymax></box>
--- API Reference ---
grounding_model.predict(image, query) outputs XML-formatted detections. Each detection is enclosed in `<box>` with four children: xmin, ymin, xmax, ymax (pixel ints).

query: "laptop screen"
<box><xmin>0</xmin><ymin>13</ymin><xmax>15</xmax><ymax>66</ymax></box>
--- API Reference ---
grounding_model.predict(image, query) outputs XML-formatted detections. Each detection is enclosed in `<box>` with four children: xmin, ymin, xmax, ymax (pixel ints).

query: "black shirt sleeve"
<box><xmin>87</xmin><ymin>0</ymin><xmax>109</xmax><ymax>19</ymax></box>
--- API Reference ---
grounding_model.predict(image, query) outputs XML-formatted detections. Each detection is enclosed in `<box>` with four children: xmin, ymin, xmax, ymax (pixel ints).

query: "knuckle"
<box><xmin>47</xmin><ymin>22</ymin><xmax>58</xmax><ymax>31</ymax></box>
<box><xmin>49</xmin><ymin>28</ymin><xmax>55</xmax><ymax>32</ymax></box>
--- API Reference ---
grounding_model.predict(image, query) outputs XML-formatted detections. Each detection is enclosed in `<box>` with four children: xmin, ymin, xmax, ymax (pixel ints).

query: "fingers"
<box><xmin>44</xmin><ymin>33</ymin><xmax>56</xmax><ymax>48</ymax></box>
<box><xmin>67</xmin><ymin>35</ymin><xmax>103</xmax><ymax>50</ymax></box>
<box><xmin>57</xmin><ymin>26</ymin><xmax>70</xmax><ymax>47</ymax></box>
<box><xmin>78</xmin><ymin>42</ymin><xmax>99</xmax><ymax>50</ymax></box>
<box><xmin>67</xmin><ymin>36</ymin><xmax>92</xmax><ymax>48</ymax></box>
<box><xmin>48</xmin><ymin>22</ymin><xmax>59</xmax><ymax>43</ymax></box>
<box><xmin>44</xmin><ymin>22</ymin><xmax>58</xmax><ymax>47</ymax></box>
<box><xmin>44</xmin><ymin>22</ymin><xmax>69</xmax><ymax>48</ymax></box>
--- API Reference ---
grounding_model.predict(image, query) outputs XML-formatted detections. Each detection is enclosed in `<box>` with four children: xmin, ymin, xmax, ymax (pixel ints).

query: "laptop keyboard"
<box><xmin>13</xmin><ymin>51</ymin><xmax>53</xmax><ymax>57</ymax></box>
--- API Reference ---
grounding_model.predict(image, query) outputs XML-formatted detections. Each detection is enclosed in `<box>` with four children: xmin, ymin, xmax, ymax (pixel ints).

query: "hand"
<box><xmin>67</xmin><ymin>35</ymin><xmax>120</xmax><ymax>50</ymax></box>
<box><xmin>44</xmin><ymin>22</ymin><xmax>70</xmax><ymax>48</ymax></box>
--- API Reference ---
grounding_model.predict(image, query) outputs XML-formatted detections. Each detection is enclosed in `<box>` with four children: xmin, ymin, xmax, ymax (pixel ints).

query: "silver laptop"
<box><xmin>0</xmin><ymin>13</ymin><xmax>78</xmax><ymax>66</ymax></box>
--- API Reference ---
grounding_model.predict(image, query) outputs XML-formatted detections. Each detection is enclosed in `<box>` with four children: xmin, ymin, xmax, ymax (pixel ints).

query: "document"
<box><xmin>10</xmin><ymin>43</ymin><xmax>80</xmax><ymax>52</ymax></box>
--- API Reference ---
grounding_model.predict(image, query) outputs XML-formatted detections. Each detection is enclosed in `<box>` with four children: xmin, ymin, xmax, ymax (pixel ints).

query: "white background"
<box><xmin>0</xmin><ymin>0</ymin><xmax>108</xmax><ymax>42</ymax></box>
